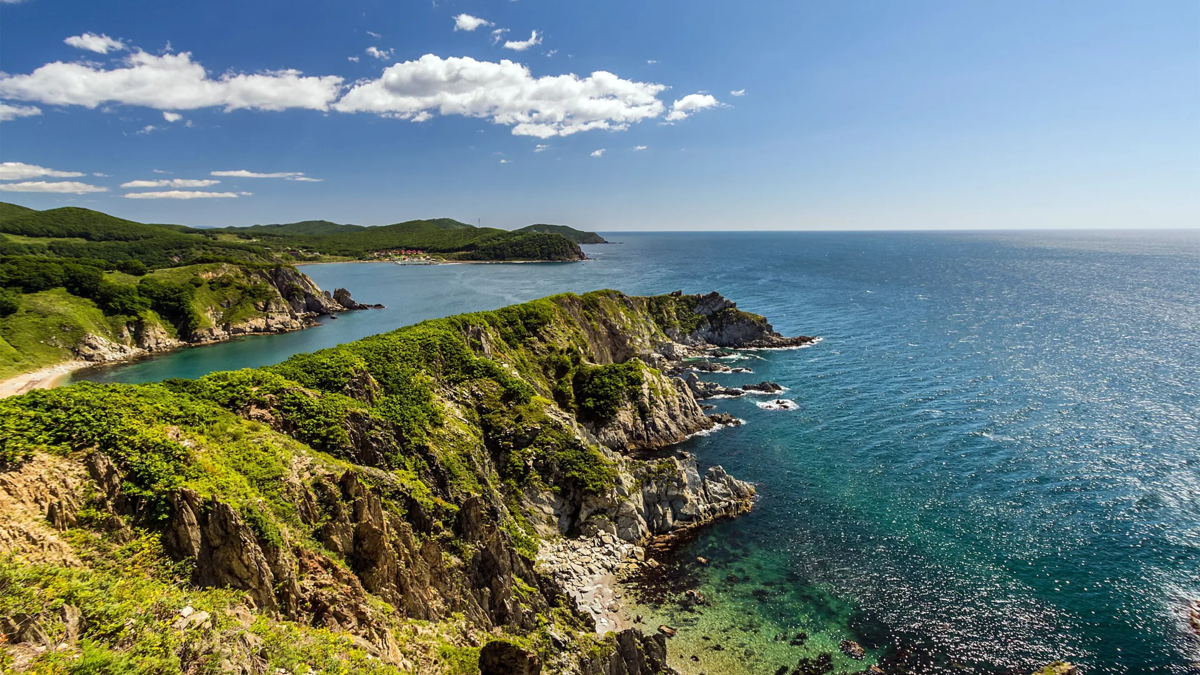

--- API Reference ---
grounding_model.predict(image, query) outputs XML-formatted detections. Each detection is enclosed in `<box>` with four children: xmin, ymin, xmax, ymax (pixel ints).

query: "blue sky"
<box><xmin>0</xmin><ymin>0</ymin><xmax>1196</xmax><ymax>230</ymax></box>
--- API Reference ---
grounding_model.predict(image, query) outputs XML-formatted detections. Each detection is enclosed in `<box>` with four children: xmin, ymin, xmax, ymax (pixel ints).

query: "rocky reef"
<box><xmin>0</xmin><ymin>290</ymin><xmax>809</xmax><ymax>674</ymax></box>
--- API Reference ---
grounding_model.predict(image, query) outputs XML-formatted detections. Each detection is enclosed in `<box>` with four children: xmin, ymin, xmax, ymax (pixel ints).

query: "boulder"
<box><xmin>480</xmin><ymin>640</ymin><xmax>541</xmax><ymax>675</ymax></box>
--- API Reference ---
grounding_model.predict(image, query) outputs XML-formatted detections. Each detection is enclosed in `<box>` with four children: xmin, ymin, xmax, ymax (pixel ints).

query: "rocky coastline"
<box><xmin>0</xmin><ymin>289</ymin><xmax>816</xmax><ymax>674</ymax></box>
<box><xmin>0</xmin><ymin>266</ymin><xmax>381</xmax><ymax>397</ymax></box>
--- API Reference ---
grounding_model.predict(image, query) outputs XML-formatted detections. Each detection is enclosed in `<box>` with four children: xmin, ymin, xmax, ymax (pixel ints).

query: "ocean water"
<box><xmin>73</xmin><ymin>232</ymin><xmax>1200</xmax><ymax>673</ymax></box>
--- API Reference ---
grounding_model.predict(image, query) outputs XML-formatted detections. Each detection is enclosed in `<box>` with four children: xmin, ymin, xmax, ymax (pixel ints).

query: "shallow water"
<box><xmin>75</xmin><ymin>231</ymin><xmax>1200</xmax><ymax>673</ymax></box>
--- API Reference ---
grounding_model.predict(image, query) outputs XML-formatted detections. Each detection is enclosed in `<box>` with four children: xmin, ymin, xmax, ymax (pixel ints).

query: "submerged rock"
<box><xmin>839</xmin><ymin>640</ymin><xmax>866</xmax><ymax>660</ymax></box>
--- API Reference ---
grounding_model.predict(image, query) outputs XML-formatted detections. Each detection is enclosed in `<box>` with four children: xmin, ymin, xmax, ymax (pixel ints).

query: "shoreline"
<box><xmin>296</xmin><ymin>257</ymin><xmax>587</xmax><ymax>267</ymax></box>
<box><xmin>0</xmin><ymin>360</ymin><xmax>89</xmax><ymax>399</ymax></box>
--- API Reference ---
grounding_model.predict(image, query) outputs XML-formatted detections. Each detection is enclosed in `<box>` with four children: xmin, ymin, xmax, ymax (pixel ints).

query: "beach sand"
<box><xmin>0</xmin><ymin>361</ymin><xmax>87</xmax><ymax>399</ymax></box>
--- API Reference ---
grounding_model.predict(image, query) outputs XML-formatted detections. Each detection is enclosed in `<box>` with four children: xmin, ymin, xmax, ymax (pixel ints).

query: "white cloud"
<box><xmin>366</xmin><ymin>31</ymin><xmax>382</xmax><ymax>39</ymax></box>
<box><xmin>633</xmin><ymin>145</ymin><xmax>647</xmax><ymax>151</ymax></box>
<box><xmin>503</xmin><ymin>31</ymin><xmax>542</xmax><ymax>52</ymax></box>
<box><xmin>646</xmin><ymin>59</ymin><xmax>658</xmax><ymax>65</ymax></box>
<box><xmin>0</xmin><ymin>103</ymin><xmax>41</xmax><ymax>121</ymax></box>
<box><xmin>491</xmin><ymin>28</ymin><xmax>510</xmax><ymax>45</ymax></box>
<box><xmin>534</xmin><ymin>144</ymin><xmax>549</xmax><ymax>152</ymax></box>
<box><xmin>121</xmin><ymin>178</ymin><xmax>220</xmax><ymax>188</ymax></box>
<box><xmin>333</xmin><ymin>54</ymin><xmax>666</xmax><ymax>138</ymax></box>
<box><xmin>0</xmin><ymin>181</ymin><xmax>107</xmax><ymax>194</ymax></box>
<box><xmin>664</xmin><ymin>93</ymin><xmax>720</xmax><ymax>121</ymax></box>
<box><xmin>123</xmin><ymin>190</ymin><xmax>242</xmax><ymax>199</ymax></box>
<box><xmin>0</xmin><ymin>50</ymin><xmax>343</xmax><ymax>112</ymax></box>
<box><xmin>211</xmin><ymin>169</ymin><xmax>320</xmax><ymax>181</ymax></box>
<box><xmin>93</xmin><ymin>172</ymin><xmax>109</xmax><ymax>177</ymax></box>
<box><xmin>348</xmin><ymin>56</ymin><xmax>360</xmax><ymax>63</ymax></box>
<box><xmin>64</xmin><ymin>33</ymin><xmax>126</xmax><ymax>54</ymax></box>
<box><xmin>0</xmin><ymin>162</ymin><xmax>85</xmax><ymax>180</ymax></box>
<box><xmin>590</xmin><ymin>149</ymin><xmax>605</xmax><ymax>157</ymax></box>
<box><xmin>153</xmin><ymin>169</ymin><xmax>170</xmax><ymax>174</ymax></box>
<box><xmin>135</xmin><ymin>124</ymin><xmax>158</xmax><ymax>134</ymax></box>
<box><xmin>546</xmin><ymin>50</ymin><xmax>557</xmax><ymax>58</ymax></box>
<box><xmin>366</xmin><ymin>46</ymin><xmax>394</xmax><ymax>61</ymax></box>
<box><xmin>454</xmin><ymin>14</ymin><xmax>493</xmax><ymax>32</ymax></box>
<box><xmin>499</xmin><ymin>159</ymin><xmax>510</xmax><ymax>164</ymax></box>
<box><xmin>162</xmin><ymin>111</ymin><xmax>182</xmax><ymax>122</ymax></box>
<box><xmin>730</xmin><ymin>89</ymin><xmax>745</xmax><ymax>97</ymax></box>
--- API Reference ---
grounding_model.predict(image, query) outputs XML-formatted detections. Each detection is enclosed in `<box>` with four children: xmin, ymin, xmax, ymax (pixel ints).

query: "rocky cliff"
<box><xmin>65</xmin><ymin>263</ymin><xmax>375</xmax><ymax>366</ymax></box>
<box><xmin>0</xmin><ymin>290</ymin><xmax>809</xmax><ymax>674</ymax></box>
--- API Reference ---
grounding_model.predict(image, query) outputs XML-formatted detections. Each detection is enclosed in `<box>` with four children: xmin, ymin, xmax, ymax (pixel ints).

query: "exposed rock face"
<box><xmin>590</xmin><ymin>370</ymin><xmax>714</xmax><ymax>451</ymax></box>
<box><xmin>661</xmin><ymin>291</ymin><xmax>816</xmax><ymax>349</ymax></box>
<box><xmin>0</xmin><ymin>454</ymin><xmax>87</xmax><ymax>566</ymax></box>
<box><xmin>683</xmin><ymin>372</ymin><xmax>745</xmax><ymax>400</ymax></box>
<box><xmin>579</xmin><ymin>629</ymin><xmax>673</xmax><ymax>675</ymax></box>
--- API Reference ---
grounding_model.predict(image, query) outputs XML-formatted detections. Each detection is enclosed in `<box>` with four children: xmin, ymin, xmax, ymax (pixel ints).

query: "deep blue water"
<box><xmin>74</xmin><ymin>232</ymin><xmax>1200</xmax><ymax>673</ymax></box>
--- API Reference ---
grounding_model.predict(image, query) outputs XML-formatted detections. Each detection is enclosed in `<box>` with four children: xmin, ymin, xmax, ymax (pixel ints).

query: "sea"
<box><xmin>72</xmin><ymin>231</ymin><xmax>1200</xmax><ymax>674</ymax></box>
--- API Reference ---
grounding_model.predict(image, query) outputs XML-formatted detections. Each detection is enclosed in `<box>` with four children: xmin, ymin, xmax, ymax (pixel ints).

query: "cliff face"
<box><xmin>0</xmin><ymin>290</ymin><xmax>809</xmax><ymax>674</ymax></box>
<box><xmin>64</xmin><ymin>263</ymin><xmax>372</xmax><ymax>366</ymax></box>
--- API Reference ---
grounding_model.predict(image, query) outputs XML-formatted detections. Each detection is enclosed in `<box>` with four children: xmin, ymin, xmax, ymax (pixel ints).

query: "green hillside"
<box><xmin>516</xmin><ymin>223</ymin><xmax>608</xmax><ymax>244</ymax></box>
<box><xmin>222</xmin><ymin>220</ymin><xmax>367</xmax><ymax>236</ymax></box>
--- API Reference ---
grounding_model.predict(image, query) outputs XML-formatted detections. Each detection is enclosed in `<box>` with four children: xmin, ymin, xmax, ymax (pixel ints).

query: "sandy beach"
<box><xmin>0</xmin><ymin>361</ymin><xmax>88</xmax><ymax>399</ymax></box>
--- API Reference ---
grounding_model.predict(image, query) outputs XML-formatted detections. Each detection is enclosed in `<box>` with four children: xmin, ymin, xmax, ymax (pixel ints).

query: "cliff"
<box><xmin>0</xmin><ymin>290</ymin><xmax>810</xmax><ymax>674</ymax></box>
<box><xmin>0</xmin><ymin>262</ymin><xmax>375</xmax><ymax>381</ymax></box>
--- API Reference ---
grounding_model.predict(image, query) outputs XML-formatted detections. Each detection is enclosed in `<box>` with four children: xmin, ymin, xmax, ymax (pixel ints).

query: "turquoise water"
<box><xmin>75</xmin><ymin>232</ymin><xmax>1200</xmax><ymax>672</ymax></box>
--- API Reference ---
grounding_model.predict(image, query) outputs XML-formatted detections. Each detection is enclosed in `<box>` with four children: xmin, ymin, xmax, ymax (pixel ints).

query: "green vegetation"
<box><xmin>515</xmin><ymin>223</ymin><xmax>608</xmax><ymax>245</ymax></box>
<box><xmin>0</xmin><ymin>289</ymin><xmax>734</xmax><ymax>673</ymax></box>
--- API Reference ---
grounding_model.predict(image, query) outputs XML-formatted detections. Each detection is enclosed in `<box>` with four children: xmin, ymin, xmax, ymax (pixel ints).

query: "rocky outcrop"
<box><xmin>589</xmin><ymin>369</ymin><xmax>714</xmax><ymax>451</ymax></box>
<box><xmin>579</xmin><ymin>629</ymin><xmax>673</xmax><ymax>675</ymax></box>
<box><xmin>664</xmin><ymin>291</ymin><xmax>816</xmax><ymax>349</ymax></box>
<box><xmin>0</xmin><ymin>454</ymin><xmax>87</xmax><ymax>567</ymax></box>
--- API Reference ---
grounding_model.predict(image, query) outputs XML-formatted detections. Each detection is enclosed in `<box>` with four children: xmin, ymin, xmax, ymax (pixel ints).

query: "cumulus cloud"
<box><xmin>534</xmin><ymin>144</ymin><xmax>549</xmax><ymax>152</ymax></box>
<box><xmin>0</xmin><ymin>103</ymin><xmax>41</xmax><ymax>121</ymax></box>
<box><xmin>0</xmin><ymin>162</ymin><xmax>85</xmax><ymax>180</ymax></box>
<box><xmin>348</xmin><ymin>56</ymin><xmax>360</xmax><ymax>63</ymax></box>
<box><xmin>0</xmin><ymin>50</ymin><xmax>343</xmax><ymax>112</ymax></box>
<box><xmin>123</xmin><ymin>190</ymin><xmax>243</xmax><ymax>199</ymax></box>
<box><xmin>590</xmin><ymin>149</ymin><xmax>605</xmax><ymax>157</ymax></box>
<box><xmin>121</xmin><ymin>178</ymin><xmax>220</xmax><ymax>188</ymax></box>
<box><xmin>499</xmin><ymin>159</ymin><xmax>510</xmax><ymax>164</ymax></box>
<box><xmin>646</xmin><ymin>59</ymin><xmax>658</xmax><ymax>65</ymax></box>
<box><xmin>366</xmin><ymin>46</ymin><xmax>394</xmax><ymax>61</ymax></box>
<box><xmin>633</xmin><ymin>145</ymin><xmax>647</xmax><ymax>151</ymax></box>
<box><xmin>162</xmin><ymin>111</ymin><xmax>182</xmax><ymax>122</ymax></box>
<box><xmin>333</xmin><ymin>54</ymin><xmax>666</xmax><ymax>138</ymax></box>
<box><xmin>664</xmin><ymin>93</ymin><xmax>720</xmax><ymax>121</ymax></box>
<box><xmin>64</xmin><ymin>33</ymin><xmax>126</xmax><ymax>54</ymax></box>
<box><xmin>491</xmin><ymin>28</ymin><xmax>509</xmax><ymax>45</ymax></box>
<box><xmin>454</xmin><ymin>14</ymin><xmax>493</xmax><ymax>31</ymax></box>
<box><xmin>730</xmin><ymin>89</ymin><xmax>745</xmax><ymax>97</ymax></box>
<box><xmin>211</xmin><ymin>169</ymin><xmax>320</xmax><ymax>181</ymax></box>
<box><xmin>0</xmin><ymin>181</ymin><xmax>107</xmax><ymax>194</ymax></box>
<box><xmin>503</xmin><ymin>31</ymin><xmax>542</xmax><ymax>51</ymax></box>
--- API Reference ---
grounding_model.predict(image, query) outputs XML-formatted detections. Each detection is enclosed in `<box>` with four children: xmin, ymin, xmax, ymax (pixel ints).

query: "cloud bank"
<box><xmin>0</xmin><ymin>181</ymin><xmax>107</xmax><ymax>194</ymax></box>
<box><xmin>0</xmin><ymin>37</ymin><xmax>724</xmax><ymax>136</ymax></box>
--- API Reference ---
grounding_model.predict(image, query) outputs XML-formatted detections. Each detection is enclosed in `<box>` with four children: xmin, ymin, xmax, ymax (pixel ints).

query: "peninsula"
<box><xmin>0</xmin><ymin>290</ymin><xmax>814</xmax><ymax>674</ymax></box>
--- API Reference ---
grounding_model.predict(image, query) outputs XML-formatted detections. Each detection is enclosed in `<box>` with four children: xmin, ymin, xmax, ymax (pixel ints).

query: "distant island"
<box><xmin>213</xmin><ymin>217</ymin><xmax>606</xmax><ymax>260</ymax></box>
<box><xmin>0</xmin><ymin>201</ymin><xmax>594</xmax><ymax>390</ymax></box>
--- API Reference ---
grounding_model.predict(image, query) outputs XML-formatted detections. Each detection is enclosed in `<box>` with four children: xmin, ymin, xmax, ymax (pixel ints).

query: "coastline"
<box><xmin>0</xmin><ymin>360</ymin><xmax>89</xmax><ymax>399</ymax></box>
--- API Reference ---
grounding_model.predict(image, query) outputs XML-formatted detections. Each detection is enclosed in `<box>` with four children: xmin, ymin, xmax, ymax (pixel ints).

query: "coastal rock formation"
<box><xmin>0</xmin><ymin>290</ymin><xmax>808</xmax><ymax>674</ymax></box>
<box><xmin>655</xmin><ymin>291</ymin><xmax>816</xmax><ymax>349</ymax></box>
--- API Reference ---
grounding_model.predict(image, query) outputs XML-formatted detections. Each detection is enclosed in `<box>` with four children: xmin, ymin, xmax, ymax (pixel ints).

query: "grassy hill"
<box><xmin>516</xmin><ymin>223</ymin><xmax>608</xmax><ymax>244</ymax></box>
<box><xmin>223</xmin><ymin>220</ymin><xmax>367</xmax><ymax>236</ymax></box>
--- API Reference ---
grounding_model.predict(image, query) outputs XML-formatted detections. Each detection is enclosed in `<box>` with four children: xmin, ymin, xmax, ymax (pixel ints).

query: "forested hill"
<box><xmin>515</xmin><ymin>223</ymin><xmax>609</xmax><ymax>244</ymax></box>
<box><xmin>0</xmin><ymin>202</ymin><xmax>587</xmax><ymax>264</ymax></box>
<box><xmin>213</xmin><ymin>216</ymin><xmax>589</xmax><ymax>260</ymax></box>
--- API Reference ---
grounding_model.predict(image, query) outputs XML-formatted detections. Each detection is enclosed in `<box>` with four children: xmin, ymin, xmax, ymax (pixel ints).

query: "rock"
<box><xmin>741</xmin><ymin>381</ymin><xmax>784</xmax><ymax>393</ymax></box>
<box><xmin>708</xmin><ymin>413</ymin><xmax>743</xmax><ymax>427</ymax></box>
<box><xmin>657</xmin><ymin>625</ymin><xmax>676</xmax><ymax>637</ymax></box>
<box><xmin>332</xmin><ymin>287</ymin><xmax>370</xmax><ymax>310</ymax></box>
<box><xmin>696</xmin><ymin>556</ymin><xmax>709</xmax><ymax>565</ymax></box>
<box><xmin>839</xmin><ymin>640</ymin><xmax>866</xmax><ymax>660</ymax></box>
<box><xmin>480</xmin><ymin>640</ymin><xmax>541</xmax><ymax>675</ymax></box>
<box><xmin>685</xmin><ymin>589</ymin><xmax>706</xmax><ymax>605</ymax></box>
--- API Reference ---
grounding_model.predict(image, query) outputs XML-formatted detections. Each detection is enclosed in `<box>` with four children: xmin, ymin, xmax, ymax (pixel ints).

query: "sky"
<box><xmin>0</xmin><ymin>0</ymin><xmax>1197</xmax><ymax>231</ymax></box>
